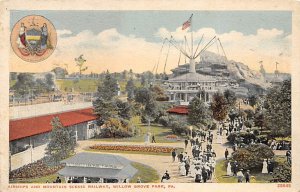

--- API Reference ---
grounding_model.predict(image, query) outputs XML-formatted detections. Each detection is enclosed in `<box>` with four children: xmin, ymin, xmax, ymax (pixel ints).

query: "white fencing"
<box><xmin>10</xmin><ymin>144</ymin><xmax>47</xmax><ymax>171</ymax></box>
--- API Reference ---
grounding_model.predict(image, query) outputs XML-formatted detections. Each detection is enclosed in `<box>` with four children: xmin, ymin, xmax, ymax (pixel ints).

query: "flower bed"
<box><xmin>90</xmin><ymin>144</ymin><xmax>178</xmax><ymax>153</ymax></box>
<box><xmin>9</xmin><ymin>159</ymin><xmax>64</xmax><ymax>180</ymax></box>
<box><xmin>165</xmin><ymin>134</ymin><xmax>179</xmax><ymax>140</ymax></box>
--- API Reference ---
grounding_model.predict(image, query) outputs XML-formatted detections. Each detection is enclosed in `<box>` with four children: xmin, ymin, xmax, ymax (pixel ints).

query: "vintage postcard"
<box><xmin>0</xmin><ymin>0</ymin><xmax>300</xmax><ymax>192</ymax></box>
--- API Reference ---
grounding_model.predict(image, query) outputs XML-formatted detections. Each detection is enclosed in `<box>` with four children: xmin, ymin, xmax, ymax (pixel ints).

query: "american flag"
<box><xmin>182</xmin><ymin>14</ymin><xmax>193</xmax><ymax>30</ymax></box>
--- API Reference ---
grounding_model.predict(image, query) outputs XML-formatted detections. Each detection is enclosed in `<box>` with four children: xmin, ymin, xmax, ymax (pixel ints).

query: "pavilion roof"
<box><xmin>167</xmin><ymin>105</ymin><xmax>188</xmax><ymax>115</ymax></box>
<box><xmin>168</xmin><ymin>72</ymin><xmax>216</xmax><ymax>83</ymax></box>
<box><xmin>59</xmin><ymin>153</ymin><xmax>137</xmax><ymax>179</ymax></box>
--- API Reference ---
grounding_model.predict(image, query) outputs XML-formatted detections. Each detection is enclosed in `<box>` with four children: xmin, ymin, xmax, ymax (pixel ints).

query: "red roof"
<box><xmin>9</xmin><ymin>108</ymin><xmax>97</xmax><ymax>141</ymax></box>
<box><xmin>167</xmin><ymin>105</ymin><xmax>188</xmax><ymax>115</ymax></box>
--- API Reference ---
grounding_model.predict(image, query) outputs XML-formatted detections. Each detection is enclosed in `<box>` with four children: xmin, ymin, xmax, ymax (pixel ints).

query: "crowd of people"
<box><xmin>163</xmin><ymin>131</ymin><xmax>217</xmax><ymax>183</ymax></box>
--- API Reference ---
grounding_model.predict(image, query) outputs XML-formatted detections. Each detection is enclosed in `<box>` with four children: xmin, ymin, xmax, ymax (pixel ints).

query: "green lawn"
<box><xmin>92</xmin><ymin>116</ymin><xmax>182</xmax><ymax>143</ymax></box>
<box><xmin>215</xmin><ymin>156</ymin><xmax>287</xmax><ymax>183</ymax></box>
<box><xmin>56</xmin><ymin>79</ymin><xmax>141</xmax><ymax>93</ymax></box>
<box><xmin>56</xmin><ymin>79</ymin><xmax>98</xmax><ymax>92</ymax></box>
<box><xmin>130</xmin><ymin>162</ymin><xmax>160</xmax><ymax>183</ymax></box>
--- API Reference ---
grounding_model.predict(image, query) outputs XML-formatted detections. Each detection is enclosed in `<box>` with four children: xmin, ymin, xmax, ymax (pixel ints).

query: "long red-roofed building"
<box><xmin>10</xmin><ymin>108</ymin><xmax>97</xmax><ymax>142</ymax></box>
<box><xmin>9</xmin><ymin>107</ymin><xmax>100</xmax><ymax>170</ymax></box>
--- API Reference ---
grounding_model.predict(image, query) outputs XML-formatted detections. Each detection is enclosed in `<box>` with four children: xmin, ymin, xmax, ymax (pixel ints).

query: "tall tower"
<box><xmin>259</xmin><ymin>61</ymin><xmax>266</xmax><ymax>78</ymax></box>
<box><xmin>189</xmin><ymin>58</ymin><xmax>196</xmax><ymax>73</ymax></box>
<box><xmin>275</xmin><ymin>62</ymin><xmax>279</xmax><ymax>78</ymax></box>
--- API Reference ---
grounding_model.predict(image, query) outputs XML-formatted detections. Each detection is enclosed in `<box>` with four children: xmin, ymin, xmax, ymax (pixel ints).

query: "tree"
<box><xmin>134</xmin><ymin>87</ymin><xmax>159</xmax><ymax>122</ymax></box>
<box><xmin>45</xmin><ymin>73</ymin><xmax>55</xmax><ymax>91</ymax></box>
<box><xmin>114</xmin><ymin>99</ymin><xmax>132</xmax><ymax>120</ymax></box>
<box><xmin>254</xmin><ymin>109</ymin><xmax>265</xmax><ymax>131</ymax></box>
<box><xmin>248</xmin><ymin>95</ymin><xmax>258</xmax><ymax>108</ymax></box>
<box><xmin>244</xmin><ymin>109</ymin><xmax>255</xmax><ymax>120</ymax></box>
<box><xmin>75</xmin><ymin>54</ymin><xmax>88</xmax><ymax>78</ymax></box>
<box><xmin>93</xmin><ymin>97</ymin><xmax>117</xmax><ymax>126</ymax></box>
<box><xmin>121</xmin><ymin>70</ymin><xmax>128</xmax><ymax>80</ymax></box>
<box><xmin>188</xmin><ymin>97</ymin><xmax>211</xmax><ymax>127</ymax></box>
<box><xmin>12</xmin><ymin>73</ymin><xmax>36</xmax><ymax>96</ymax></box>
<box><xmin>51</xmin><ymin>67</ymin><xmax>68</xmax><ymax>79</ymax></box>
<box><xmin>10</xmin><ymin>72</ymin><xmax>18</xmax><ymax>81</ymax></box>
<box><xmin>140</xmin><ymin>71</ymin><xmax>154</xmax><ymax>87</ymax></box>
<box><xmin>134</xmin><ymin>87</ymin><xmax>153</xmax><ymax>104</ymax></box>
<box><xmin>140</xmin><ymin>75</ymin><xmax>146</xmax><ymax>86</ymax></box>
<box><xmin>264</xmin><ymin>80</ymin><xmax>291</xmax><ymax>137</ymax></box>
<box><xmin>211</xmin><ymin>92</ymin><xmax>229</xmax><ymax>122</ymax></box>
<box><xmin>97</xmin><ymin>71</ymin><xmax>119</xmax><ymax>101</ymax></box>
<box><xmin>150</xmin><ymin>85</ymin><xmax>169</xmax><ymax>101</ymax></box>
<box><xmin>45</xmin><ymin>117</ymin><xmax>76</xmax><ymax>165</ymax></box>
<box><xmin>224</xmin><ymin>89</ymin><xmax>237</xmax><ymax>108</ymax></box>
<box><xmin>125</xmin><ymin>78</ymin><xmax>136</xmax><ymax>100</ymax></box>
<box><xmin>228</xmin><ymin>110</ymin><xmax>238</xmax><ymax>125</ymax></box>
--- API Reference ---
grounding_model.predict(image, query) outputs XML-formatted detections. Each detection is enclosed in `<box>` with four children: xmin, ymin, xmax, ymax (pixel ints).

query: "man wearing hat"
<box><xmin>245</xmin><ymin>170</ymin><xmax>251</xmax><ymax>183</ymax></box>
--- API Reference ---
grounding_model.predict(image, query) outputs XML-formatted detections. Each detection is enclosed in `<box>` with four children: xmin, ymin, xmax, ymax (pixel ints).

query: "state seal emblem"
<box><xmin>10</xmin><ymin>15</ymin><xmax>57</xmax><ymax>62</ymax></box>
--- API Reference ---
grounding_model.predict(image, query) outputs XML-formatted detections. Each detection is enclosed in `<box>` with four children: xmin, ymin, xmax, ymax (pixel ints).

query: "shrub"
<box><xmin>239</xmin><ymin>132</ymin><xmax>256</xmax><ymax>144</ymax></box>
<box><xmin>231</xmin><ymin>143</ymin><xmax>274</xmax><ymax>170</ymax></box>
<box><xmin>169</xmin><ymin>121</ymin><xmax>188</xmax><ymax>135</ymax></box>
<box><xmin>227</xmin><ymin>132</ymin><xmax>256</xmax><ymax>144</ymax></box>
<box><xmin>227</xmin><ymin>133</ymin><xmax>238</xmax><ymax>144</ymax></box>
<box><xmin>256</xmin><ymin>135</ymin><xmax>268</xmax><ymax>144</ymax></box>
<box><xmin>244</xmin><ymin>120</ymin><xmax>253</xmax><ymax>128</ymax></box>
<box><xmin>253</xmin><ymin>129</ymin><xmax>260</xmax><ymax>136</ymax></box>
<box><xmin>270</xmin><ymin>164</ymin><xmax>291</xmax><ymax>183</ymax></box>
<box><xmin>211</xmin><ymin>122</ymin><xmax>217</xmax><ymax>130</ymax></box>
<box><xmin>158</xmin><ymin>116</ymin><xmax>169</xmax><ymax>127</ymax></box>
<box><xmin>98</xmin><ymin>128</ymin><xmax>132</xmax><ymax>138</ymax></box>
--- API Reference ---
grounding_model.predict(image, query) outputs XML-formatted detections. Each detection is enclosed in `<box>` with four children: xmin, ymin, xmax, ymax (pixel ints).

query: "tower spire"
<box><xmin>189</xmin><ymin>14</ymin><xmax>196</xmax><ymax>73</ymax></box>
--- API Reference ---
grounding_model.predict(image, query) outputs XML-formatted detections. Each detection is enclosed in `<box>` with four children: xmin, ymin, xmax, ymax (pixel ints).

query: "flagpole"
<box><xmin>191</xmin><ymin>14</ymin><xmax>193</xmax><ymax>59</ymax></box>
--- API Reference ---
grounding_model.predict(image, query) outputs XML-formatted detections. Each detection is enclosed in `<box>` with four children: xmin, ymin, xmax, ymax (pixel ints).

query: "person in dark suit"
<box><xmin>286</xmin><ymin>150</ymin><xmax>291</xmax><ymax>164</ymax></box>
<box><xmin>171</xmin><ymin>149</ymin><xmax>177</xmax><ymax>162</ymax></box>
<box><xmin>232</xmin><ymin>161</ymin><xmax>238</xmax><ymax>176</ymax></box>
<box><xmin>184</xmin><ymin>139</ymin><xmax>188</xmax><ymax>149</ymax></box>
<box><xmin>185</xmin><ymin>162</ymin><xmax>190</xmax><ymax>176</ymax></box>
<box><xmin>202</xmin><ymin>169</ymin><xmax>208</xmax><ymax>183</ymax></box>
<box><xmin>161</xmin><ymin>170</ymin><xmax>170</xmax><ymax>182</ymax></box>
<box><xmin>269</xmin><ymin>159</ymin><xmax>275</xmax><ymax>173</ymax></box>
<box><xmin>151</xmin><ymin>135</ymin><xmax>156</xmax><ymax>143</ymax></box>
<box><xmin>245</xmin><ymin>170</ymin><xmax>250</xmax><ymax>183</ymax></box>
<box><xmin>225</xmin><ymin>148</ymin><xmax>229</xmax><ymax>160</ymax></box>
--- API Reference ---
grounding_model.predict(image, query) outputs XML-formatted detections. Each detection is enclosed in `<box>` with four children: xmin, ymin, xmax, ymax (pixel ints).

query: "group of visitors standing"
<box><xmin>168</xmin><ymin>131</ymin><xmax>217</xmax><ymax>183</ymax></box>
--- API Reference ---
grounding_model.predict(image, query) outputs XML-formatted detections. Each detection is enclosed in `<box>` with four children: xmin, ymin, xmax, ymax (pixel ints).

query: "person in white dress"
<box><xmin>190</xmin><ymin>163</ymin><xmax>196</xmax><ymax>178</ymax></box>
<box><xmin>179</xmin><ymin>162</ymin><xmax>186</xmax><ymax>176</ymax></box>
<box><xmin>217</xmin><ymin>133</ymin><xmax>223</xmax><ymax>144</ymax></box>
<box><xmin>262</xmin><ymin>159</ymin><xmax>268</xmax><ymax>174</ymax></box>
<box><xmin>227</xmin><ymin>162</ymin><xmax>232</xmax><ymax>176</ymax></box>
<box><xmin>144</xmin><ymin>133</ymin><xmax>151</xmax><ymax>145</ymax></box>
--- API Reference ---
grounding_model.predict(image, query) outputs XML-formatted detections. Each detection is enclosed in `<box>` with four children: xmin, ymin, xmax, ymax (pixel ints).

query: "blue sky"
<box><xmin>10</xmin><ymin>10</ymin><xmax>292</xmax><ymax>74</ymax></box>
<box><xmin>11</xmin><ymin>10</ymin><xmax>291</xmax><ymax>42</ymax></box>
